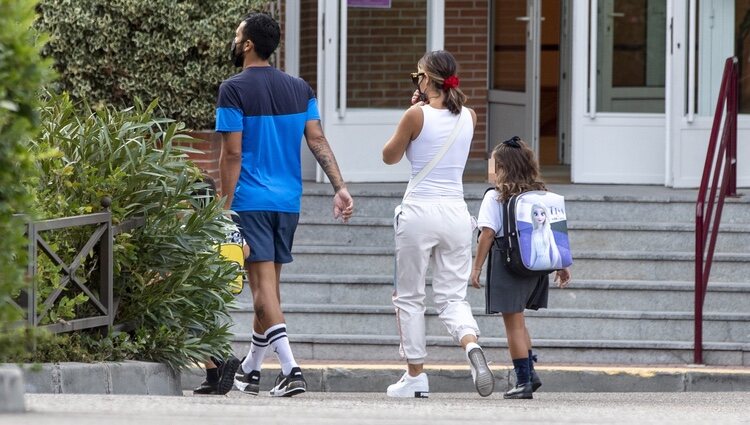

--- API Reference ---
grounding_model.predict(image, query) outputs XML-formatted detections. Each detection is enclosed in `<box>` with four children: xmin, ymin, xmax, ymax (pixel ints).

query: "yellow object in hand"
<box><xmin>218</xmin><ymin>243</ymin><xmax>245</xmax><ymax>295</ymax></box>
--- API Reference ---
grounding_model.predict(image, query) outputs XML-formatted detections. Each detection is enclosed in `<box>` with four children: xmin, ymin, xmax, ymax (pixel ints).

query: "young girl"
<box><xmin>470</xmin><ymin>136</ymin><xmax>571</xmax><ymax>400</ymax></box>
<box><xmin>529</xmin><ymin>202</ymin><xmax>562</xmax><ymax>270</ymax></box>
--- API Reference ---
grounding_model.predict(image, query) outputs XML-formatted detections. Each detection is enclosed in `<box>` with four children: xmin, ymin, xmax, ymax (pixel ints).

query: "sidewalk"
<box><xmin>181</xmin><ymin>362</ymin><xmax>750</xmax><ymax>393</ymax></box>
<box><xmin>7</xmin><ymin>391</ymin><xmax>750</xmax><ymax>425</ymax></box>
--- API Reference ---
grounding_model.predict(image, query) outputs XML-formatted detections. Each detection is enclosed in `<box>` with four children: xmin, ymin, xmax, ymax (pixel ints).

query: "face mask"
<box><xmin>230</xmin><ymin>39</ymin><xmax>245</xmax><ymax>68</ymax></box>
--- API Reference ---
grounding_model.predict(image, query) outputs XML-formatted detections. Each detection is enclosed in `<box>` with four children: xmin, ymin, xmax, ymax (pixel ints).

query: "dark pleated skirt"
<box><xmin>485</xmin><ymin>241</ymin><xmax>549</xmax><ymax>314</ymax></box>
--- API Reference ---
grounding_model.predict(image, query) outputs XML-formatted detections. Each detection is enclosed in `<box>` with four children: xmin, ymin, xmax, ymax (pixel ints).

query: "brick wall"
<box><xmin>346</xmin><ymin>1</ymin><xmax>427</xmax><ymax>108</ymax></box>
<box><xmin>300</xmin><ymin>0</ymin><xmax>318</xmax><ymax>93</ymax></box>
<box><xmin>180</xmin><ymin>131</ymin><xmax>223</xmax><ymax>192</ymax></box>
<box><xmin>445</xmin><ymin>0</ymin><xmax>490</xmax><ymax>160</ymax></box>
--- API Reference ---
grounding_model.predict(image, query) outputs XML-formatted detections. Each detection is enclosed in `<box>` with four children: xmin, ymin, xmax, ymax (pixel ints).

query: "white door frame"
<box><xmin>558</xmin><ymin>0</ymin><xmax>572</xmax><ymax>164</ymax></box>
<box><xmin>668</xmin><ymin>0</ymin><xmax>750</xmax><ymax>188</ymax></box>
<box><xmin>570</xmin><ymin>0</ymin><xmax>666</xmax><ymax>184</ymax></box>
<box><xmin>488</xmin><ymin>0</ymin><xmax>541</xmax><ymax>155</ymax></box>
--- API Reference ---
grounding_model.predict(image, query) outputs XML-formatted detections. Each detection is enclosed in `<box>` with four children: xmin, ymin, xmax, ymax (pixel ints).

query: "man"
<box><xmin>216</xmin><ymin>12</ymin><xmax>354</xmax><ymax>397</ymax></box>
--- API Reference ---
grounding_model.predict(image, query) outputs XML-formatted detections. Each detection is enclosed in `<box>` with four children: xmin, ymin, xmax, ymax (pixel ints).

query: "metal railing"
<box><xmin>15</xmin><ymin>212</ymin><xmax>113</xmax><ymax>333</ymax></box>
<box><xmin>694</xmin><ymin>57</ymin><xmax>739</xmax><ymax>364</ymax></box>
<box><xmin>12</xmin><ymin>199</ymin><xmax>145</xmax><ymax>334</ymax></box>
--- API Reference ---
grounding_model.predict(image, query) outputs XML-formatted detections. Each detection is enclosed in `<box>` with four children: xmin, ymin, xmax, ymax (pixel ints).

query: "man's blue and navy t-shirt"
<box><xmin>215</xmin><ymin>67</ymin><xmax>320</xmax><ymax>213</ymax></box>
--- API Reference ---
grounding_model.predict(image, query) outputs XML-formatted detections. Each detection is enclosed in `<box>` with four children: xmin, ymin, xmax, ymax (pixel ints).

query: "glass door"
<box><xmin>595</xmin><ymin>0</ymin><xmax>666</xmax><ymax>113</ymax></box>
<box><xmin>318</xmin><ymin>0</ymin><xmax>435</xmax><ymax>182</ymax></box>
<box><xmin>488</xmin><ymin>0</ymin><xmax>541</xmax><ymax>154</ymax></box>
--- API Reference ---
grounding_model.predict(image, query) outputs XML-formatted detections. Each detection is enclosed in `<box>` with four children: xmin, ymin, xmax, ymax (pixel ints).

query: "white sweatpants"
<box><xmin>392</xmin><ymin>195</ymin><xmax>480</xmax><ymax>364</ymax></box>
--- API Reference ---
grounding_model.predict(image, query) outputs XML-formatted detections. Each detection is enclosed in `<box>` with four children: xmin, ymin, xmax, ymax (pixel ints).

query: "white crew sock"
<box><xmin>465</xmin><ymin>342</ymin><xmax>481</xmax><ymax>354</ymax></box>
<box><xmin>241</xmin><ymin>331</ymin><xmax>268</xmax><ymax>373</ymax></box>
<box><xmin>265</xmin><ymin>323</ymin><xmax>298</xmax><ymax>375</ymax></box>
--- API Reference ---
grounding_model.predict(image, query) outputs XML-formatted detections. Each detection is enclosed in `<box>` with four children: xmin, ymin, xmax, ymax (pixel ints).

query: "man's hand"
<box><xmin>333</xmin><ymin>188</ymin><xmax>354</xmax><ymax>223</ymax></box>
<box><xmin>554</xmin><ymin>268</ymin><xmax>571</xmax><ymax>288</ymax></box>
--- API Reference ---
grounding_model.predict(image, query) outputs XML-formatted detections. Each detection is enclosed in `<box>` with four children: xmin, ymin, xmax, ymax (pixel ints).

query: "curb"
<box><xmin>0</xmin><ymin>365</ymin><xmax>25</xmax><ymax>413</ymax></box>
<box><xmin>182</xmin><ymin>364</ymin><xmax>750</xmax><ymax>393</ymax></box>
<box><xmin>18</xmin><ymin>361</ymin><xmax>181</xmax><ymax>396</ymax></box>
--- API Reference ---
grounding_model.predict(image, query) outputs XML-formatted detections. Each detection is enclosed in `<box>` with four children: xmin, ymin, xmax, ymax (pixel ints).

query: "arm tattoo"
<box><xmin>309</xmin><ymin>136</ymin><xmax>346</xmax><ymax>192</ymax></box>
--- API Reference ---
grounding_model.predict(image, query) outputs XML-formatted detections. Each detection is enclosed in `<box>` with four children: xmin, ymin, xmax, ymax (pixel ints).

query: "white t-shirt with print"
<box><xmin>477</xmin><ymin>189</ymin><xmax>503</xmax><ymax>235</ymax></box>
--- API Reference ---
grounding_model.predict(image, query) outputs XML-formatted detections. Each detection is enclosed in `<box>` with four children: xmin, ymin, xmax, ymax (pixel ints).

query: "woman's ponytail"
<box><xmin>418</xmin><ymin>50</ymin><xmax>467</xmax><ymax>115</ymax></box>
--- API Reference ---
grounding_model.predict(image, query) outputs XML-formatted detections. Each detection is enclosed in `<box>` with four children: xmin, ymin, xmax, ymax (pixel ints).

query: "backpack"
<box><xmin>497</xmin><ymin>190</ymin><xmax>573</xmax><ymax>277</ymax></box>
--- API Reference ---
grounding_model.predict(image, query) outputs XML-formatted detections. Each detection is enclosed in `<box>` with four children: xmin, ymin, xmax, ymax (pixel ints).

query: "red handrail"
<box><xmin>694</xmin><ymin>57</ymin><xmax>738</xmax><ymax>364</ymax></box>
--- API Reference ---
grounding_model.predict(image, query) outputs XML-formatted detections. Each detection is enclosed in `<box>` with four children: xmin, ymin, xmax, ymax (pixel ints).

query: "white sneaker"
<box><xmin>386</xmin><ymin>372</ymin><xmax>429</xmax><ymax>398</ymax></box>
<box><xmin>466</xmin><ymin>345</ymin><xmax>495</xmax><ymax>397</ymax></box>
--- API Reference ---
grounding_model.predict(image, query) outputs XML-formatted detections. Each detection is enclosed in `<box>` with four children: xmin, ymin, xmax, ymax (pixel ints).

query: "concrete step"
<box><xmin>228</xmin><ymin>304</ymin><xmax>750</xmax><ymax>343</ymax></box>
<box><xmin>241</xmin><ymin>275</ymin><xmax>750</xmax><ymax>314</ymax></box>
<box><xmin>567</xmin><ymin>222</ymin><xmax>750</xmax><ymax>252</ymax></box>
<box><xmin>182</xmin><ymin>363</ymin><xmax>750</xmax><ymax>393</ymax></box>
<box><xmin>229</xmin><ymin>334</ymin><xmax>750</xmax><ymax>366</ymax></box>
<box><xmin>285</xmin><ymin>246</ymin><xmax>750</xmax><ymax>282</ymax></box>
<box><xmin>294</xmin><ymin>218</ymin><xmax>750</xmax><ymax>252</ymax></box>
<box><xmin>301</xmin><ymin>184</ymin><xmax>750</xmax><ymax>223</ymax></box>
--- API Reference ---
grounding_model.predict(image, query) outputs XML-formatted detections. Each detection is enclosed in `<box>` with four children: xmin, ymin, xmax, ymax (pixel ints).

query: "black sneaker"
<box><xmin>193</xmin><ymin>379</ymin><xmax>218</xmax><ymax>395</ymax></box>
<box><xmin>269</xmin><ymin>367</ymin><xmax>307</xmax><ymax>397</ymax></box>
<box><xmin>503</xmin><ymin>382</ymin><xmax>533</xmax><ymax>399</ymax></box>
<box><xmin>234</xmin><ymin>369</ymin><xmax>261</xmax><ymax>395</ymax></box>
<box><xmin>216</xmin><ymin>355</ymin><xmax>241</xmax><ymax>395</ymax></box>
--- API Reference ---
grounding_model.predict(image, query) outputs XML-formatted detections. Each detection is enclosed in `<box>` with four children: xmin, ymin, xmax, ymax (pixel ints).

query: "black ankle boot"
<box><xmin>528</xmin><ymin>352</ymin><xmax>542</xmax><ymax>392</ymax></box>
<box><xmin>503</xmin><ymin>382</ymin><xmax>533</xmax><ymax>399</ymax></box>
<box><xmin>530</xmin><ymin>370</ymin><xmax>542</xmax><ymax>392</ymax></box>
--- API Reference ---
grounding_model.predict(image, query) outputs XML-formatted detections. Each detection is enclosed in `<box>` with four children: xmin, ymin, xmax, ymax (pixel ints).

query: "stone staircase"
<box><xmin>229</xmin><ymin>183</ymin><xmax>750</xmax><ymax>366</ymax></box>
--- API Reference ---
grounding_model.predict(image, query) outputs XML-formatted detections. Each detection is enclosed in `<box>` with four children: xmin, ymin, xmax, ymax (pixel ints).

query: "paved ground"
<box><xmin>3</xmin><ymin>392</ymin><xmax>749</xmax><ymax>425</ymax></box>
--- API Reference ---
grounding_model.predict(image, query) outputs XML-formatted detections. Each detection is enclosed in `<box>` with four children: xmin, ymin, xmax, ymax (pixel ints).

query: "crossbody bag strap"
<box><xmin>401</xmin><ymin>108</ymin><xmax>467</xmax><ymax>203</ymax></box>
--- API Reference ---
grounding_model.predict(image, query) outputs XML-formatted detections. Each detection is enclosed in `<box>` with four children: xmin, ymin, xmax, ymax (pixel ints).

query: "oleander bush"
<box><xmin>36</xmin><ymin>0</ymin><xmax>269</xmax><ymax>130</ymax></box>
<box><xmin>21</xmin><ymin>92</ymin><xmax>240</xmax><ymax>369</ymax></box>
<box><xmin>0</xmin><ymin>0</ymin><xmax>54</xmax><ymax>362</ymax></box>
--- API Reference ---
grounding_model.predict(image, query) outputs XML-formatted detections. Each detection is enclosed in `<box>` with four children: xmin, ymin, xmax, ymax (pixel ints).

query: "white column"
<box><xmin>427</xmin><ymin>0</ymin><xmax>445</xmax><ymax>51</ymax></box>
<box><xmin>284</xmin><ymin>0</ymin><xmax>300</xmax><ymax>77</ymax></box>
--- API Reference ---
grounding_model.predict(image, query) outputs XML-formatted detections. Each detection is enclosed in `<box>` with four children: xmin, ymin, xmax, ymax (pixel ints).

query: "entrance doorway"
<box><xmin>488</xmin><ymin>0</ymin><xmax>571</xmax><ymax>182</ymax></box>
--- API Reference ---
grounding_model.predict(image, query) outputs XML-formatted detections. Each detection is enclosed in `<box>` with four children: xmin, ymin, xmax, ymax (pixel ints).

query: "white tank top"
<box><xmin>405</xmin><ymin>105</ymin><xmax>473</xmax><ymax>198</ymax></box>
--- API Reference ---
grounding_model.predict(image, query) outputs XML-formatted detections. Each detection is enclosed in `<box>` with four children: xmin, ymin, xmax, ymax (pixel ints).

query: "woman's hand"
<box><xmin>470</xmin><ymin>268</ymin><xmax>482</xmax><ymax>289</ymax></box>
<box><xmin>411</xmin><ymin>90</ymin><xmax>428</xmax><ymax>105</ymax></box>
<box><xmin>554</xmin><ymin>268</ymin><xmax>571</xmax><ymax>288</ymax></box>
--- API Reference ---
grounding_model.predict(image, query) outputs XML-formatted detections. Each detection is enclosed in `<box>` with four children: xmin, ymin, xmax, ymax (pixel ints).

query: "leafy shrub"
<box><xmin>0</xmin><ymin>0</ymin><xmax>54</xmax><ymax>362</ymax></box>
<box><xmin>36</xmin><ymin>0</ymin><xmax>268</xmax><ymax>130</ymax></box>
<box><xmin>25</xmin><ymin>92</ymin><xmax>239</xmax><ymax>369</ymax></box>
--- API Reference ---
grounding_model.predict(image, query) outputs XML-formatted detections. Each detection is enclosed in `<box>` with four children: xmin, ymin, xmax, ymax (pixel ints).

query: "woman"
<box><xmin>382</xmin><ymin>50</ymin><xmax>494</xmax><ymax>398</ymax></box>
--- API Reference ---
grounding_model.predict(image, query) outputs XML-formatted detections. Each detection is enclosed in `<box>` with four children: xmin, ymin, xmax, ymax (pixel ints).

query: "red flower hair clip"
<box><xmin>443</xmin><ymin>75</ymin><xmax>460</xmax><ymax>90</ymax></box>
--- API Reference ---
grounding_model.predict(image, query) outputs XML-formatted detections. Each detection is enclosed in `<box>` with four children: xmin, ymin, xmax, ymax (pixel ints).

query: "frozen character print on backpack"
<box><xmin>530</xmin><ymin>203</ymin><xmax>559</xmax><ymax>269</ymax></box>
<box><xmin>520</xmin><ymin>198</ymin><xmax>570</xmax><ymax>271</ymax></box>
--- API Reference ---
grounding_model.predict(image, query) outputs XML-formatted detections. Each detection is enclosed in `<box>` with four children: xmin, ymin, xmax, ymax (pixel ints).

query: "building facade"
<box><xmin>274</xmin><ymin>0</ymin><xmax>748</xmax><ymax>187</ymax></box>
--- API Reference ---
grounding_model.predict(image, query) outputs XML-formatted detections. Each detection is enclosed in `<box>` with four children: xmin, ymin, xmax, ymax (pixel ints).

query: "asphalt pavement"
<box><xmin>2</xmin><ymin>391</ymin><xmax>749</xmax><ymax>425</ymax></box>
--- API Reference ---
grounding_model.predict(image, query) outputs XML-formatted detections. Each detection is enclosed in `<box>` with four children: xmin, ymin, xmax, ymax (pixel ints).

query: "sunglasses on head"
<box><xmin>502</xmin><ymin>136</ymin><xmax>522</xmax><ymax>148</ymax></box>
<box><xmin>410</xmin><ymin>72</ymin><xmax>425</xmax><ymax>86</ymax></box>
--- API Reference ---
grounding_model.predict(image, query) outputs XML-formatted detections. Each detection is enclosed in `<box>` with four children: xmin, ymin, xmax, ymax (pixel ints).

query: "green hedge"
<box><xmin>0</xmin><ymin>0</ymin><xmax>54</xmax><ymax>361</ymax></box>
<box><xmin>25</xmin><ymin>93</ymin><xmax>238</xmax><ymax>369</ymax></box>
<box><xmin>36</xmin><ymin>0</ymin><xmax>268</xmax><ymax>130</ymax></box>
